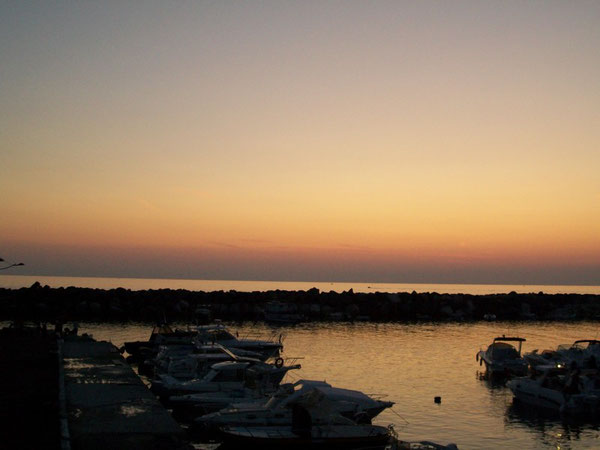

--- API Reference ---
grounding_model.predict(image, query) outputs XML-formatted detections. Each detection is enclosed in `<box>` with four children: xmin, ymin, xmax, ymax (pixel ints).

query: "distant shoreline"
<box><xmin>1</xmin><ymin>282</ymin><xmax>599</xmax><ymax>323</ymax></box>
<box><xmin>1</xmin><ymin>274</ymin><xmax>599</xmax><ymax>295</ymax></box>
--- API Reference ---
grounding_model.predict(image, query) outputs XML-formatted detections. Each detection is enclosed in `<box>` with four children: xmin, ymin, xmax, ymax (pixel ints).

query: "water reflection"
<box><xmin>505</xmin><ymin>401</ymin><xmax>600</xmax><ymax>449</ymax></box>
<box><xmin>477</xmin><ymin>363</ymin><xmax>600</xmax><ymax>448</ymax></box>
<box><xmin>475</xmin><ymin>370</ymin><xmax>508</xmax><ymax>388</ymax></box>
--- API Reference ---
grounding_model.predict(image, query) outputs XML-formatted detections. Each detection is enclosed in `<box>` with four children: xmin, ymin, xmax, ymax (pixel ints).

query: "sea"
<box><xmin>1</xmin><ymin>274</ymin><xmax>599</xmax><ymax>295</ymax></box>
<box><xmin>86</xmin><ymin>321</ymin><xmax>600</xmax><ymax>450</ymax></box>
<box><xmin>2</xmin><ymin>275</ymin><xmax>600</xmax><ymax>449</ymax></box>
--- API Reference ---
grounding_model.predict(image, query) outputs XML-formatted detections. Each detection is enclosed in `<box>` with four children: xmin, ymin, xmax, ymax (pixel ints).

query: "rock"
<box><xmin>345</xmin><ymin>304</ymin><xmax>360</xmax><ymax>319</ymax></box>
<box><xmin>75</xmin><ymin>301</ymin><xmax>88</xmax><ymax>315</ymax></box>
<box><xmin>174</xmin><ymin>300</ymin><xmax>189</xmax><ymax>313</ymax></box>
<box><xmin>329</xmin><ymin>312</ymin><xmax>345</xmax><ymax>321</ymax></box>
<box><xmin>387</xmin><ymin>294</ymin><xmax>400</xmax><ymax>303</ymax></box>
<box><xmin>109</xmin><ymin>305</ymin><xmax>124</xmax><ymax>317</ymax></box>
<box><xmin>440</xmin><ymin>306</ymin><xmax>454</xmax><ymax>317</ymax></box>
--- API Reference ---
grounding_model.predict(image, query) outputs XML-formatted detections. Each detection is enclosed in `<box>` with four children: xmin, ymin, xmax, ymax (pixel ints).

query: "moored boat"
<box><xmin>524</xmin><ymin>339</ymin><xmax>600</xmax><ymax>370</ymax></box>
<box><xmin>194</xmin><ymin>323</ymin><xmax>283</xmax><ymax>359</ymax></box>
<box><xmin>123</xmin><ymin>323</ymin><xmax>196</xmax><ymax>358</ymax></box>
<box><xmin>218</xmin><ymin>422</ymin><xmax>392</xmax><ymax>449</ymax></box>
<box><xmin>195</xmin><ymin>379</ymin><xmax>394</xmax><ymax>432</ymax></box>
<box><xmin>507</xmin><ymin>365</ymin><xmax>600</xmax><ymax>415</ymax></box>
<box><xmin>152</xmin><ymin>358</ymin><xmax>300</xmax><ymax>403</ymax></box>
<box><xmin>476</xmin><ymin>336</ymin><xmax>528</xmax><ymax>377</ymax></box>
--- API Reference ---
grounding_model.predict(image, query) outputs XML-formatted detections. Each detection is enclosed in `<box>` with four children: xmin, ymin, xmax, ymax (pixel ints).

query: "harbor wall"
<box><xmin>1</xmin><ymin>282</ymin><xmax>599</xmax><ymax>323</ymax></box>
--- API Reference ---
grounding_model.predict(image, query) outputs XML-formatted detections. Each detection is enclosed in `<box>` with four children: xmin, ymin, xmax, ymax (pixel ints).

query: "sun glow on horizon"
<box><xmin>1</xmin><ymin>2</ymin><xmax>599</xmax><ymax>284</ymax></box>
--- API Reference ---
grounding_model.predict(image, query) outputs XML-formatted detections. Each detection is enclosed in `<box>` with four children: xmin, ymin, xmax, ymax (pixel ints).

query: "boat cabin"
<box><xmin>490</xmin><ymin>336</ymin><xmax>526</xmax><ymax>357</ymax></box>
<box><xmin>196</xmin><ymin>324</ymin><xmax>238</xmax><ymax>343</ymax></box>
<box><xmin>202</xmin><ymin>361</ymin><xmax>250</xmax><ymax>383</ymax></box>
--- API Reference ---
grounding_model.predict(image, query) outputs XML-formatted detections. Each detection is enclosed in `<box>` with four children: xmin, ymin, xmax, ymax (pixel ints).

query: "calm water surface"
<box><xmin>81</xmin><ymin>320</ymin><xmax>600</xmax><ymax>450</ymax></box>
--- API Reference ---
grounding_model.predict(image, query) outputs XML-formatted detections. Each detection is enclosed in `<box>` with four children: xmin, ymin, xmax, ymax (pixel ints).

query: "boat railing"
<box><xmin>366</xmin><ymin>392</ymin><xmax>391</xmax><ymax>400</ymax></box>
<box><xmin>237</xmin><ymin>330</ymin><xmax>284</xmax><ymax>344</ymax></box>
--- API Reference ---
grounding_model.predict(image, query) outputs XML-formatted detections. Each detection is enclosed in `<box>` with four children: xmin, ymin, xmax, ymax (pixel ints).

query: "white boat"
<box><xmin>218</xmin><ymin>423</ymin><xmax>391</xmax><ymax>449</ymax></box>
<box><xmin>147</xmin><ymin>343</ymin><xmax>264</xmax><ymax>379</ymax></box>
<box><xmin>194</xmin><ymin>323</ymin><xmax>283</xmax><ymax>359</ymax></box>
<box><xmin>195</xmin><ymin>379</ymin><xmax>394</xmax><ymax>432</ymax></box>
<box><xmin>476</xmin><ymin>336</ymin><xmax>528</xmax><ymax>376</ymax></box>
<box><xmin>125</xmin><ymin>322</ymin><xmax>283</xmax><ymax>362</ymax></box>
<box><xmin>123</xmin><ymin>323</ymin><xmax>196</xmax><ymax>358</ymax></box>
<box><xmin>152</xmin><ymin>359</ymin><xmax>300</xmax><ymax>400</ymax></box>
<box><xmin>524</xmin><ymin>339</ymin><xmax>600</xmax><ymax>370</ymax></box>
<box><xmin>507</xmin><ymin>365</ymin><xmax>600</xmax><ymax>415</ymax></box>
<box><xmin>170</xmin><ymin>389</ymin><xmax>267</xmax><ymax>419</ymax></box>
<box><xmin>217</xmin><ymin>401</ymin><xmax>392</xmax><ymax>450</ymax></box>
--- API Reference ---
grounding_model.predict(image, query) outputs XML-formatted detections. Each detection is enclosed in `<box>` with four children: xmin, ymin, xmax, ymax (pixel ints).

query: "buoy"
<box><xmin>434</xmin><ymin>396</ymin><xmax>441</xmax><ymax>404</ymax></box>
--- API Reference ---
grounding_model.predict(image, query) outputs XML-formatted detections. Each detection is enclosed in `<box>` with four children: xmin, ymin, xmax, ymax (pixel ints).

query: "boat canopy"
<box><xmin>493</xmin><ymin>336</ymin><xmax>526</xmax><ymax>342</ymax></box>
<box><xmin>572</xmin><ymin>340</ymin><xmax>600</xmax><ymax>350</ymax></box>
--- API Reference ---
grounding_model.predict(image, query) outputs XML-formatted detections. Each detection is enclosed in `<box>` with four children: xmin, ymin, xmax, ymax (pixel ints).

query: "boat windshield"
<box><xmin>572</xmin><ymin>341</ymin><xmax>600</xmax><ymax>351</ymax></box>
<box><xmin>491</xmin><ymin>343</ymin><xmax>520</xmax><ymax>360</ymax></box>
<box><xmin>196</xmin><ymin>328</ymin><xmax>237</xmax><ymax>342</ymax></box>
<box><xmin>214</xmin><ymin>330</ymin><xmax>236</xmax><ymax>340</ymax></box>
<box><xmin>202</xmin><ymin>369</ymin><xmax>218</xmax><ymax>381</ymax></box>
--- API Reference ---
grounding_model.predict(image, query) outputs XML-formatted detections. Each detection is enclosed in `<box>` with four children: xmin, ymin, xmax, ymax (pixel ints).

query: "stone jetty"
<box><xmin>1</xmin><ymin>282</ymin><xmax>599</xmax><ymax>323</ymax></box>
<box><xmin>61</xmin><ymin>336</ymin><xmax>187</xmax><ymax>450</ymax></box>
<box><xmin>0</xmin><ymin>325</ymin><xmax>189</xmax><ymax>450</ymax></box>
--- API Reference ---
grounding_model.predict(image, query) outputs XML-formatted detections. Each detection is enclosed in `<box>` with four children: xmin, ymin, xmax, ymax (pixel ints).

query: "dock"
<box><xmin>61</xmin><ymin>336</ymin><xmax>188</xmax><ymax>450</ymax></box>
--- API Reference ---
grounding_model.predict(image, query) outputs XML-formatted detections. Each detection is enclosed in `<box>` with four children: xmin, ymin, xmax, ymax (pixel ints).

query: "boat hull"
<box><xmin>218</xmin><ymin>425</ymin><xmax>391</xmax><ymax>450</ymax></box>
<box><xmin>508</xmin><ymin>378</ymin><xmax>600</xmax><ymax>415</ymax></box>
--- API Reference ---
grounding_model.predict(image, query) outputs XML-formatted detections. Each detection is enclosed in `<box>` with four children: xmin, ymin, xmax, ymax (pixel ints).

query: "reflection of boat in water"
<box><xmin>476</xmin><ymin>336</ymin><xmax>528</xmax><ymax>377</ymax></box>
<box><xmin>507</xmin><ymin>365</ymin><xmax>600</xmax><ymax>415</ymax></box>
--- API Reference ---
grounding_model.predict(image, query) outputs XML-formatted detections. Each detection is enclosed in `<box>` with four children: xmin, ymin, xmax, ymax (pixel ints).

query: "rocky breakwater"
<box><xmin>0</xmin><ymin>282</ymin><xmax>599</xmax><ymax>323</ymax></box>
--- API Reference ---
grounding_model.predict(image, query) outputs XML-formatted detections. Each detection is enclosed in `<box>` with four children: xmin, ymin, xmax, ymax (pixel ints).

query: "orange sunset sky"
<box><xmin>1</xmin><ymin>2</ymin><xmax>599</xmax><ymax>284</ymax></box>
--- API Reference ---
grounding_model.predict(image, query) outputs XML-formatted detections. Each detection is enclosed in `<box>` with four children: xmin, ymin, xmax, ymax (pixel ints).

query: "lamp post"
<box><xmin>0</xmin><ymin>258</ymin><xmax>25</xmax><ymax>270</ymax></box>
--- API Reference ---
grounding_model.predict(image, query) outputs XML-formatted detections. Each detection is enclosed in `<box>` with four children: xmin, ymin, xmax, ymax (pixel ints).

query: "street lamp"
<box><xmin>0</xmin><ymin>257</ymin><xmax>25</xmax><ymax>270</ymax></box>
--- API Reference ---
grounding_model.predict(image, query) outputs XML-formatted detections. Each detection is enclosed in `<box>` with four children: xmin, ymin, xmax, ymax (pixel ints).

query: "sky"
<box><xmin>1</xmin><ymin>1</ymin><xmax>599</xmax><ymax>285</ymax></box>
